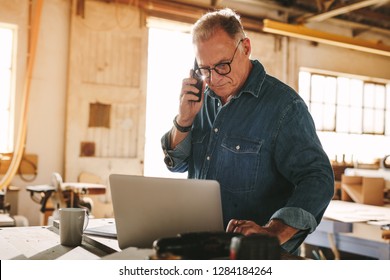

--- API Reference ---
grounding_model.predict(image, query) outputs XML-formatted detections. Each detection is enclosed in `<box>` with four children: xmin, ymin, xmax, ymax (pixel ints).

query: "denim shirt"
<box><xmin>161</xmin><ymin>60</ymin><xmax>334</xmax><ymax>253</ymax></box>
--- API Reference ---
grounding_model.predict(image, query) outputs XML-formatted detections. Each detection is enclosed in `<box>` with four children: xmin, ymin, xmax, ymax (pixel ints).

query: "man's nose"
<box><xmin>208</xmin><ymin>69</ymin><xmax>222</xmax><ymax>84</ymax></box>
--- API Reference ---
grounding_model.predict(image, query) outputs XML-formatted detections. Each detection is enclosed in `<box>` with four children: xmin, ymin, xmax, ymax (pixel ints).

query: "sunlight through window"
<box><xmin>299</xmin><ymin>70</ymin><xmax>390</xmax><ymax>163</ymax></box>
<box><xmin>144</xmin><ymin>26</ymin><xmax>193</xmax><ymax>178</ymax></box>
<box><xmin>0</xmin><ymin>24</ymin><xmax>16</xmax><ymax>153</ymax></box>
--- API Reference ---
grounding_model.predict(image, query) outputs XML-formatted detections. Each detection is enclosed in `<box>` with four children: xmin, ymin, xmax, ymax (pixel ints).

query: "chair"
<box><xmin>78</xmin><ymin>171</ymin><xmax>114</xmax><ymax>218</ymax></box>
<box><xmin>341</xmin><ymin>175</ymin><xmax>385</xmax><ymax>206</ymax></box>
<box><xmin>27</xmin><ymin>172</ymin><xmax>107</xmax><ymax>225</ymax></box>
<box><xmin>51</xmin><ymin>172</ymin><xmax>106</xmax><ymax>211</ymax></box>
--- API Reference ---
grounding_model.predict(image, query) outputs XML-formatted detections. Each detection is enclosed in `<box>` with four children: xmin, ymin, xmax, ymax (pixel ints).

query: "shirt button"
<box><xmin>236</xmin><ymin>145</ymin><xmax>240</xmax><ymax>150</ymax></box>
<box><xmin>206</xmin><ymin>156</ymin><xmax>211</xmax><ymax>161</ymax></box>
<box><xmin>214</xmin><ymin>128</ymin><xmax>219</xmax><ymax>133</ymax></box>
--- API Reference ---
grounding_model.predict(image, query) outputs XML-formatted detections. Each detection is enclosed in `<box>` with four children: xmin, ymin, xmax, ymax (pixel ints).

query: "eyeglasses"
<box><xmin>194</xmin><ymin>38</ymin><xmax>244</xmax><ymax>79</ymax></box>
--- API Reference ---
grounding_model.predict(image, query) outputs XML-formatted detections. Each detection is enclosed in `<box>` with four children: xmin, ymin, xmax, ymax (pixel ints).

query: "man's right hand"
<box><xmin>177</xmin><ymin>70</ymin><xmax>204</xmax><ymax>126</ymax></box>
<box><xmin>170</xmin><ymin>71</ymin><xmax>204</xmax><ymax>149</ymax></box>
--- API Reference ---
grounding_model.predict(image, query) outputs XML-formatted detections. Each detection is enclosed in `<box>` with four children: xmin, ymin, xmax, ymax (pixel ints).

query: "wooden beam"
<box><xmin>297</xmin><ymin>0</ymin><xmax>389</xmax><ymax>23</ymax></box>
<box><xmin>315</xmin><ymin>0</ymin><xmax>338</xmax><ymax>12</ymax></box>
<box><xmin>262</xmin><ymin>19</ymin><xmax>390</xmax><ymax>57</ymax></box>
<box><xmin>138</xmin><ymin>0</ymin><xmax>263</xmax><ymax>32</ymax></box>
<box><xmin>211</xmin><ymin>0</ymin><xmax>224</xmax><ymax>7</ymax></box>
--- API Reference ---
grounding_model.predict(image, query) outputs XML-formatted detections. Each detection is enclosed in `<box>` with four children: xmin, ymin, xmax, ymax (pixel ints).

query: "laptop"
<box><xmin>109</xmin><ymin>174</ymin><xmax>224</xmax><ymax>249</ymax></box>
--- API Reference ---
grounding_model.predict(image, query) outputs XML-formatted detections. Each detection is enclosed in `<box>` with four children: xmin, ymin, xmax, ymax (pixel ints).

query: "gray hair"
<box><xmin>192</xmin><ymin>8</ymin><xmax>246</xmax><ymax>43</ymax></box>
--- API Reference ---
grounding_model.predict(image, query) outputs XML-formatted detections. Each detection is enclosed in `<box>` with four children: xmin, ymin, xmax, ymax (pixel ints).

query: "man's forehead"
<box><xmin>194</xmin><ymin>38</ymin><xmax>236</xmax><ymax>66</ymax></box>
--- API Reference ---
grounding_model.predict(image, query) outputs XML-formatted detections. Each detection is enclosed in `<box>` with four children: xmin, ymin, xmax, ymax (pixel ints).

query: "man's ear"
<box><xmin>243</xmin><ymin>38</ymin><xmax>251</xmax><ymax>56</ymax></box>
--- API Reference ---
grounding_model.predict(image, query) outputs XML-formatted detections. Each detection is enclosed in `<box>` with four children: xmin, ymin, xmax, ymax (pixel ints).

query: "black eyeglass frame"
<box><xmin>194</xmin><ymin>38</ymin><xmax>245</xmax><ymax>79</ymax></box>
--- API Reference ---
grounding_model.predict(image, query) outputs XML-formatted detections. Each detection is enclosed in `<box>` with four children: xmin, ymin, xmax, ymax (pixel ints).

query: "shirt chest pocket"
<box><xmin>217</xmin><ymin>137</ymin><xmax>263</xmax><ymax>193</ymax></box>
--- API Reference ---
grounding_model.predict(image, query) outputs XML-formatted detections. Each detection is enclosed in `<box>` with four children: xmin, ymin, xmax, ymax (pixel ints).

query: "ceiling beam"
<box><xmin>315</xmin><ymin>0</ymin><xmax>337</xmax><ymax>12</ymax></box>
<box><xmin>262</xmin><ymin>19</ymin><xmax>390</xmax><ymax>57</ymax></box>
<box><xmin>297</xmin><ymin>0</ymin><xmax>389</xmax><ymax>23</ymax></box>
<box><xmin>211</xmin><ymin>0</ymin><xmax>224</xmax><ymax>7</ymax></box>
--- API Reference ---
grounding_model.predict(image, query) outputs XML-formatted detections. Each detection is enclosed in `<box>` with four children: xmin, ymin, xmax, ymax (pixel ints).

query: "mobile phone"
<box><xmin>191</xmin><ymin>59</ymin><xmax>203</xmax><ymax>102</ymax></box>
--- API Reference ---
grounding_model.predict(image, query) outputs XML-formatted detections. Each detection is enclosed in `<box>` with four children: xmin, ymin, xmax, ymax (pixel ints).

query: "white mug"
<box><xmin>59</xmin><ymin>208</ymin><xmax>89</xmax><ymax>247</ymax></box>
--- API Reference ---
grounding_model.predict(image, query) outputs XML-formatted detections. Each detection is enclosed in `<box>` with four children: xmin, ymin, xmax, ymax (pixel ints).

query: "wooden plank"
<box><xmin>299</xmin><ymin>0</ymin><xmax>388</xmax><ymax>23</ymax></box>
<box><xmin>262</xmin><ymin>19</ymin><xmax>390</xmax><ymax>57</ymax></box>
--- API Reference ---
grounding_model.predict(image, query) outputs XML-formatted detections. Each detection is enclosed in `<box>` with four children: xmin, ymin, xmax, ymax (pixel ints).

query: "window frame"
<box><xmin>0</xmin><ymin>23</ymin><xmax>17</xmax><ymax>153</ymax></box>
<box><xmin>299</xmin><ymin>69</ymin><xmax>389</xmax><ymax>136</ymax></box>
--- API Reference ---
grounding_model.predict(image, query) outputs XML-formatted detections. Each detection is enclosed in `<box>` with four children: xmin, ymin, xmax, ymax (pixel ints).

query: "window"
<box><xmin>0</xmin><ymin>24</ymin><xmax>16</xmax><ymax>153</ymax></box>
<box><xmin>299</xmin><ymin>70</ymin><xmax>390</xmax><ymax>163</ymax></box>
<box><xmin>299</xmin><ymin>70</ymin><xmax>390</xmax><ymax>135</ymax></box>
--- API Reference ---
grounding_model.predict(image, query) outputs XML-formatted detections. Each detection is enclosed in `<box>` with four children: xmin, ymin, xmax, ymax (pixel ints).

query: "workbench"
<box><xmin>304</xmin><ymin>201</ymin><xmax>390</xmax><ymax>260</ymax></box>
<box><xmin>0</xmin><ymin>218</ymin><xmax>152</xmax><ymax>260</ymax></box>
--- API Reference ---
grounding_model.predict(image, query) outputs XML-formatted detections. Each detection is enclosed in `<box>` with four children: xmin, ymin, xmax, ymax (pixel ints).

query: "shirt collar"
<box><xmin>206</xmin><ymin>60</ymin><xmax>266</xmax><ymax>101</ymax></box>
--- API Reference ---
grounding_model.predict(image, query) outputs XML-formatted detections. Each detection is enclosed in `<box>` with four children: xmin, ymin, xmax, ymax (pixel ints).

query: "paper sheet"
<box><xmin>323</xmin><ymin>200</ymin><xmax>390</xmax><ymax>223</ymax></box>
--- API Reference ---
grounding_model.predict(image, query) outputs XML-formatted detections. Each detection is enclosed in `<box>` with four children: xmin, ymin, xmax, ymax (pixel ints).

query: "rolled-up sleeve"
<box><xmin>161</xmin><ymin>130</ymin><xmax>192</xmax><ymax>172</ymax></box>
<box><xmin>271</xmin><ymin>207</ymin><xmax>319</xmax><ymax>254</ymax></box>
<box><xmin>271</xmin><ymin>207</ymin><xmax>318</xmax><ymax>233</ymax></box>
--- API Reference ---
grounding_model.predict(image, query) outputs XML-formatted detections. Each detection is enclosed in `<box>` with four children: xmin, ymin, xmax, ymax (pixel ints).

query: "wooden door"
<box><xmin>65</xmin><ymin>1</ymin><xmax>147</xmax><ymax>186</ymax></box>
